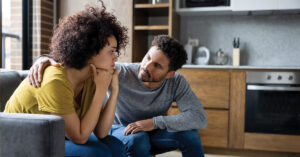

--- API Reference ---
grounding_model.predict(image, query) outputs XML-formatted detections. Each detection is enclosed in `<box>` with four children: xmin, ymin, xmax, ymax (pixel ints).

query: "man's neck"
<box><xmin>142</xmin><ymin>81</ymin><xmax>162</xmax><ymax>89</ymax></box>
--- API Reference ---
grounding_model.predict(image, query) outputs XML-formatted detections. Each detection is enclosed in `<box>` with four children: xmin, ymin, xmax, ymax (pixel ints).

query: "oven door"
<box><xmin>245</xmin><ymin>84</ymin><xmax>300</xmax><ymax>135</ymax></box>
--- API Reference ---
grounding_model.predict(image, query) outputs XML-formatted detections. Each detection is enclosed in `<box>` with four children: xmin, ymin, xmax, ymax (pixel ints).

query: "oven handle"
<box><xmin>247</xmin><ymin>85</ymin><xmax>300</xmax><ymax>91</ymax></box>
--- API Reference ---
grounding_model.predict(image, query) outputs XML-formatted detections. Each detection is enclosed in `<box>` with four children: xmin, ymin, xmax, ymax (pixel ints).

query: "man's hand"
<box><xmin>124</xmin><ymin>118</ymin><xmax>155</xmax><ymax>136</ymax></box>
<box><xmin>28</xmin><ymin>57</ymin><xmax>59</xmax><ymax>87</ymax></box>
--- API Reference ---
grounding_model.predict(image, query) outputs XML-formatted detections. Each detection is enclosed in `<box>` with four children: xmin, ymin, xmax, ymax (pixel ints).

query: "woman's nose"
<box><xmin>113</xmin><ymin>53</ymin><xmax>118</xmax><ymax>62</ymax></box>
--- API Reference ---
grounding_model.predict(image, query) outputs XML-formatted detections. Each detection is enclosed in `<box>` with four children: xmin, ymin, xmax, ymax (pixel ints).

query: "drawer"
<box><xmin>178</xmin><ymin>69</ymin><xmax>230</xmax><ymax>109</ymax></box>
<box><xmin>168</xmin><ymin>107</ymin><xmax>229</xmax><ymax>148</ymax></box>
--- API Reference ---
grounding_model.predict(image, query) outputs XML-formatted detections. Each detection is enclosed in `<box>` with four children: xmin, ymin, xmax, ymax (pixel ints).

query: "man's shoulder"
<box><xmin>115</xmin><ymin>62</ymin><xmax>139</xmax><ymax>72</ymax></box>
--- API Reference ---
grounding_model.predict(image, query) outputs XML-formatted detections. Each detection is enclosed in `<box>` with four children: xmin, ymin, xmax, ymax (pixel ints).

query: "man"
<box><xmin>29</xmin><ymin>35</ymin><xmax>207</xmax><ymax>157</ymax></box>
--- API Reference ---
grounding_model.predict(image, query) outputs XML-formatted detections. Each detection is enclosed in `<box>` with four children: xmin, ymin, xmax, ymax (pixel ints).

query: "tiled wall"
<box><xmin>180</xmin><ymin>13</ymin><xmax>300</xmax><ymax>66</ymax></box>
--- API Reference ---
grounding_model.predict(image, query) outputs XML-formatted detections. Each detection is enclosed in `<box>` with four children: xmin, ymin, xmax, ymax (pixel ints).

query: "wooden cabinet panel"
<box><xmin>229</xmin><ymin>71</ymin><xmax>246</xmax><ymax>149</ymax></box>
<box><xmin>198</xmin><ymin>109</ymin><xmax>228</xmax><ymax>148</ymax></box>
<box><xmin>168</xmin><ymin>107</ymin><xmax>229</xmax><ymax>148</ymax></box>
<box><xmin>178</xmin><ymin>69</ymin><xmax>230</xmax><ymax>109</ymax></box>
<box><xmin>244</xmin><ymin>133</ymin><xmax>300</xmax><ymax>153</ymax></box>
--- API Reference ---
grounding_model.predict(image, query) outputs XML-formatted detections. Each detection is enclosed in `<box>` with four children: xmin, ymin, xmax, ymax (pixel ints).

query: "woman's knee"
<box><xmin>65</xmin><ymin>140</ymin><xmax>113</xmax><ymax>157</ymax></box>
<box><xmin>101</xmin><ymin>135</ymin><xmax>126</xmax><ymax>156</ymax></box>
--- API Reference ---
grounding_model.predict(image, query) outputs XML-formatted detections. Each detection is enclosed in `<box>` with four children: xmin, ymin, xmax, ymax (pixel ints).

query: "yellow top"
<box><xmin>4</xmin><ymin>65</ymin><xmax>96</xmax><ymax>119</ymax></box>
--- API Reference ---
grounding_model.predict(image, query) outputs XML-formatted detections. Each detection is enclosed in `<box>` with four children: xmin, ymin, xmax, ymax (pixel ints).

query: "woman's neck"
<box><xmin>65</xmin><ymin>66</ymin><xmax>91</xmax><ymax>93</ymax></box>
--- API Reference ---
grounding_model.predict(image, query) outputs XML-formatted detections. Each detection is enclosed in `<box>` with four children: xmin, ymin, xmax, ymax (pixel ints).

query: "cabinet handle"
<box><xmin>247</xmin><ymin>85</ymin><xmax>300</xmax><ymax>91</ymax></box>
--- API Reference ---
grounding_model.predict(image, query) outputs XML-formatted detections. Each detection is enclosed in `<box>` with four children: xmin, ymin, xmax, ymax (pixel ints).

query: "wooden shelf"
<box><xmin>135</xmin><ymin>3</ymin><xmax>169</xmax><ymax>9</ymax></box>
<box><xmin>134</xmin><ymin>25</ymin><xmax>169</xmax><ymax>30</ymax></box>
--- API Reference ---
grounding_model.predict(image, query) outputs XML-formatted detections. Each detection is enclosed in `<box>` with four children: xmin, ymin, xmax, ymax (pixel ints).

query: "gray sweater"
<box><xmin>110</xmin><ymin>63</ymin><xmax>207</xmax><ymax>132</ymax></box>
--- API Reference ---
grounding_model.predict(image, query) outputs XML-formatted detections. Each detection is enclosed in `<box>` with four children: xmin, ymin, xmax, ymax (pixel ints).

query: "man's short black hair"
<box><xmin>151</xmin><ymin>35</ymin><xmax>187</xmax><ymax>71</ymax></box>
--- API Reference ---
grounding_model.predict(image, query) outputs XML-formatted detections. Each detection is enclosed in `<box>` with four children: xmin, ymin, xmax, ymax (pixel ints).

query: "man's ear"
<box><xmin>165</xmin><ymin>71</ymin><xmax>175</xmax><ymax>79</ymax></box>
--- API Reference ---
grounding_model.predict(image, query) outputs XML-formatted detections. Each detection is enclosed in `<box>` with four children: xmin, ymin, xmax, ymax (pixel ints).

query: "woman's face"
<box><xmin>90</xmin><ymin>36</ymin><xmax>118</xmax><ymax>74</ymax></box>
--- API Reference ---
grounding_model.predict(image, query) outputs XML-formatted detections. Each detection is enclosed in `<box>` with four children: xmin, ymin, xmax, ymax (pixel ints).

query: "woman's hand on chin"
<box><xmin>90</xmin><ymin>64</ymin><xmax>112</xmax><ymax>91</ymax></box>
<box><xmin>110</xmin><ymin>69</ymin><xmax>119</xmax><ymax>94</ymax></box>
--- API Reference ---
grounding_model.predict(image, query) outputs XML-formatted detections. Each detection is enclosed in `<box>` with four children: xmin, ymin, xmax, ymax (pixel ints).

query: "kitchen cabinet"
<box><xmin>169</xmin><ymin>68</ymin><xmax>300</xmax><ymax>154</ymax></box>
<box><xmin>168</xmin><ymin>68</ymin><xmax>230</xmax><ymax>148</ymax></box>
<box><xmin>133</xmin><ymin>0</ymin><xmax>178</xmax><ymax>62</ymax></box>
<box><xmin>231</xmin><ymin>0</ymin><xmax>300</xmax><ymax>11</ymax></box>
<box><xmin>231</xmin><ymin>0</ymin><xmax>277</xmax><ymax>11</ymax></box>
<box><xmin>168</xmin><ymin>107</ymin><xmax>228</xmax><ymax>148</ymax></box>
<box><xmin>176</xmin><ymin>0</ymin><xmax>300</xmax><ymax>15</ymax></box>
<box><xmin>278</xmin><ymin>0</ymin><xmax>300</xmax><ymax>10</ymax></box>
<box><xmin>178</xmin><ymin>69</ymin><xmax>230</xmax><ymax>109</ymax></box>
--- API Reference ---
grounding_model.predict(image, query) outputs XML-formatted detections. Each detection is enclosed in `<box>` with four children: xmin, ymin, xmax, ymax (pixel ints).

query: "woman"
<box><xmin>4</xmin><ymin>2</ymin><xmax>128</xmax><ymax>157</ymax></box>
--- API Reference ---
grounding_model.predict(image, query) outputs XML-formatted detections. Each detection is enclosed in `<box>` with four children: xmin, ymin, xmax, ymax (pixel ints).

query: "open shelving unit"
<box><xmin>133</xmin><ymin>0</ymin><xmax>178</xmax><ymax>62</ymax></box>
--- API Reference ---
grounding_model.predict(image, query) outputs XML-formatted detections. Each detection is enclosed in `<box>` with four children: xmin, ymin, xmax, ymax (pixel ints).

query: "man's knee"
<box><xmin>177</xmin><ymin>130</ymin><xmax>203</xmax><ymax>147</ymax></box>
<box><xmin>126</xmin><ymin>132</ymin><xmax>151</xmax><ymax>154</ymax></box>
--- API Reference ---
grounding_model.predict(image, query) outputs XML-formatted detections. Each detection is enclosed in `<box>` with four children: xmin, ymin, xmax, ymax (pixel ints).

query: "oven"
<box><xmin>245</xmin><ymin>71</ymin><xmax>300</xmax><ymax>135</ymax></box>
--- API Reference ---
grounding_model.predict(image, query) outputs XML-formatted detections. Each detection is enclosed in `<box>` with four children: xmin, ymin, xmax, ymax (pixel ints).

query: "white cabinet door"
<box><xmin>231</xmin><ymin>0</ymin><xmax>278</xmax><ymax>11</ymax></box>
<box><xmin>278</xmin><ymin>0</ymin><xmax>300</xmax><ymax>10</ymax></box>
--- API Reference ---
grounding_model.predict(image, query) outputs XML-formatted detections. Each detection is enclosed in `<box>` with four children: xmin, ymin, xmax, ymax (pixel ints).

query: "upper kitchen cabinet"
<box><xmin>176</xmin><ymin>0</ymin><xmax>300</xmax><ymax>15</ymax></box>
<box><xmin>133</xmin><ymin>0</ymin><xmax>178</xmax><ymax>62</ymax></box>
<box><xmin>231</xmin><ymin>0</ymin><xmax>277</xmax><ymax>11</ymax></box>
<box><xmin>232</xmin><ymin>0</ymin><xmax>300</xmax><ymax>11</ymax></box>
<box><xmin>278</xmin><ymin>0</ymin><xmax>300</xmax><ymax>10</ymax></box>
<box><xmin>176</xmin><ymin>0</ymin><xmax>232</xmax><ymax>15</ymax></box>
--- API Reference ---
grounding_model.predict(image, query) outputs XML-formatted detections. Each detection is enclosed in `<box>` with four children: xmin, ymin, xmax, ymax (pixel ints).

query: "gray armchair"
<box><xmin>0</xmin><ymin>70</ymin><xmax>65</xmax><ymax>157</ymax></box>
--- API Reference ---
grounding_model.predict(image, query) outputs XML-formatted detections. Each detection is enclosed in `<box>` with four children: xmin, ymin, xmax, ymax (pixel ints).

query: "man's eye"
<box><xmin>154</xmin><ymin>63</ymin><xmax>161</xmax><ymax>68</ymax></box>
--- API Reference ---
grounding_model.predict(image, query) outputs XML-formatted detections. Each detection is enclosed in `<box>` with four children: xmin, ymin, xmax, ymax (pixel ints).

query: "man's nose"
<box><xmin>145</xmin><ymin>61</ymin><xmax>152</xmax><ymax>71</ymax></box>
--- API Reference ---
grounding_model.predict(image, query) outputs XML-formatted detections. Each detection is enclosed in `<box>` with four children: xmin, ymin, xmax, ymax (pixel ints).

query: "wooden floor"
<box><xmin>156</xmin><ymin>151</ymin><xmax>233</xmax><ymax>157</ymax></box>
<box><xmin>156</xmin><ymin>148</ymin><xmax>300</xmax><ymax>157</ymax></box>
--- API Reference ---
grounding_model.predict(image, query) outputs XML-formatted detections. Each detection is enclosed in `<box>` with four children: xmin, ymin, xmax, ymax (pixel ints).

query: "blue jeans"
<box><xmin>65</xmin><ymin>133</ymin><xmax>126</xmax><ymax>157</ymax></box>
<box><xmin>109</xmin><ymin>125</ymin><xmax>204</xmax><ymax>157</ymax></box>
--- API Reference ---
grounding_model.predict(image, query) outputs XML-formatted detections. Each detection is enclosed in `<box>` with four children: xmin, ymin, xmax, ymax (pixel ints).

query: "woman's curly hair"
<box><xmin>50</xmin><ymin>1</ymin><xmax>128</xmax><ymax>69</ymax></box>
<box><xmin>152</xmin><ymin>35</ymin><xmax>187</xmax><ymax>71</ymax></box>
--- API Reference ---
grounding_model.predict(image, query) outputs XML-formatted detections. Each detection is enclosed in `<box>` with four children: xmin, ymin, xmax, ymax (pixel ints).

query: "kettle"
<box><xmin>195</xmin><ymin>46</ymin><xmax>210</xmax><ymax>65</ymax></box>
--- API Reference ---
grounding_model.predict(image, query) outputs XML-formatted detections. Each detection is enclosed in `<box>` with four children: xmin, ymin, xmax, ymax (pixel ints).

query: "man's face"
<box><xmin>138</xmin><ymin>46</ymin><xmax>173</xmax><ymax>83</ymax></box>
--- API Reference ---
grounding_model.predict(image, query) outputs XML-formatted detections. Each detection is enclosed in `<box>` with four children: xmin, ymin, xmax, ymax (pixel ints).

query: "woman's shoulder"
<box><xmin>42</xmin><ymin>65</ymin><xmax>70</xmax><ymax>86</ymax></box>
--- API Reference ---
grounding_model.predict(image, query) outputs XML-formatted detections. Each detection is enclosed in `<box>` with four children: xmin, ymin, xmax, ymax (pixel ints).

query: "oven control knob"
<box><xmin>288</xmin><ymin>76</ymin><xmax>294</xmax><ymax>80</ymax></box>
<box><xmin>277</xmin><ymin>75</ymin><xmax>282</xmax><ymax>80</ymax></box>
<box><xmin>267</xmin><ymin>75</ymin><xmax>271</xmax><ymax>80</ymax></box>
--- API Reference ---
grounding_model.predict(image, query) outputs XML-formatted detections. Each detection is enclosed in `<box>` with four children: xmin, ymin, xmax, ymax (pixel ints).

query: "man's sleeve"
<box><xmin>153</xmin><ymin>75</ymin><xmax>207</xmax><ymax>132</ymax></box>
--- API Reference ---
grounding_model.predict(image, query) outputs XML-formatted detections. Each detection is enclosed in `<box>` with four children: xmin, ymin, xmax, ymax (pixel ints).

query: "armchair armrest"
<box><xmin>0</xmin><ymin>113</ymin><xmax>65</xmax><ymax>157</ymax></box>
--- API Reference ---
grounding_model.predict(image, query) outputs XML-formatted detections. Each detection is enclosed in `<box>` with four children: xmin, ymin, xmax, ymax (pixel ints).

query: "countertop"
<box><xmin>182</xmin><ymin>64</ymin><xmax>300</xmax><ymax>70</ymax></box>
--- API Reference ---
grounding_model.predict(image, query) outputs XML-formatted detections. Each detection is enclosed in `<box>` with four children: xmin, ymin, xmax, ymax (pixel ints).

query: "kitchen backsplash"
<box><xmin>180</xmin><ymin>13</ymin><xmax>300</xmax><ymax>67</ymax></box>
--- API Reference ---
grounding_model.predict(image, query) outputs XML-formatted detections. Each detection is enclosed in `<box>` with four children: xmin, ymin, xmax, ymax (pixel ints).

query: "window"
<box><xmin>1</xmin><ymin>0</ymin><xmax>25</xmax><ymax>69</ymax></box>
<box><xmin>1</xmin><ymin>0</ymin><xmax>54</xmax><ymax>70</ymax></box>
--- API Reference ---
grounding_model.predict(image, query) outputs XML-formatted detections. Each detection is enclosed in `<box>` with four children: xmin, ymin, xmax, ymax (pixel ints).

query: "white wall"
<box><xmin>58</xmin><ymin>0</ymin><xmax>133</xmax><ymax>62</ymax></box>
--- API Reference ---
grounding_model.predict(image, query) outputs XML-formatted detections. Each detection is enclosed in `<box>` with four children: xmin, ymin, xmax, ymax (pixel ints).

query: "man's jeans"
<box><xmin>65</xmin><ymin>133</ymin><xmax>126</xmax><ymax>157</ymax></box>
<box><xmin>109</xmin><ymin>125</ymin><xmax>205</xmax><ymax>157</ymax></box>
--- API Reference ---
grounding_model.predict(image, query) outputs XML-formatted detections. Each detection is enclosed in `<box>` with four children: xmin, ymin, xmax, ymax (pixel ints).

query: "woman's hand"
<box><xmin>90</xmin><ymin>64</ymin><xmax>112</xmax><ymax>91</ymax></box>
<box><xmin>110</xmin><ymin>69</ymin><xmax>119</xmax><ymax>94</ymax></box>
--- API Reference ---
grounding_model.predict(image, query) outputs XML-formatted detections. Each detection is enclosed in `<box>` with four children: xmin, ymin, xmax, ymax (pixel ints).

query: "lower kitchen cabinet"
<box><xmin>167</xmin><ymin>107</ymin><xmax>229</xmax><ymax>148</ymax></box>
<box><xmin>169</xmin><ymin>68</ymin><xmax>230</xmax><ymax>148</ymax></box>
<box><xmin>177</xmin><ymin>69</ymin><xmax>230</xmax><ymax>109</ymax></box>
<box><xmin>172</xmin><ymin>68</ymin><xmax>300</xmax><ymax>154</ymax></box>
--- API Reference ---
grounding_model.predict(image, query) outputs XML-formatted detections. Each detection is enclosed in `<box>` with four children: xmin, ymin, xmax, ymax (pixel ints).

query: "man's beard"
<box><xmin>138</xmin><ymin>68</ymin><xmax>166</xmax><ymax>83</ymax></box>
